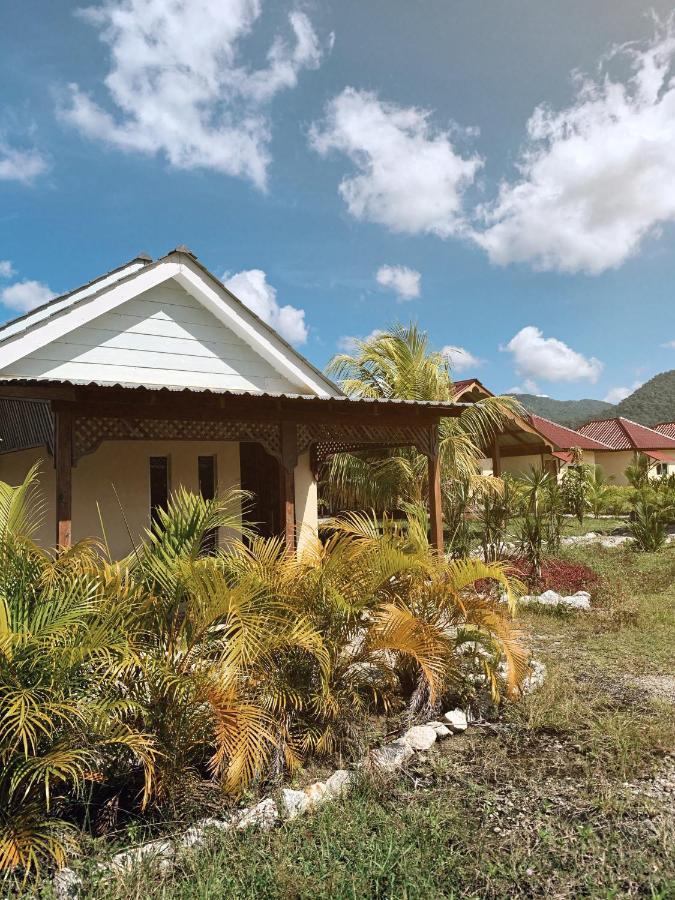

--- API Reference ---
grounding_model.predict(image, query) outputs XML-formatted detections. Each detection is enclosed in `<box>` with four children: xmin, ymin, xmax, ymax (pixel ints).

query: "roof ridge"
<box><xmin>617</xmin><ymin>415</ymin><xmax>670</xmax><ymax>435</ymax></box>
<box><xmin>162</xmin><ymin>249</ymin><xmax>345</xmax><ymax>398</ymax></box>
<box><xmin>0</xmin><ymin>248</ymin><xmax>344</xmax><ymax>400</ymax></box>
<box><xmin>530</xmin><ymin>413</ymin><xmax>614</xmax><ymax>450</ymax></box>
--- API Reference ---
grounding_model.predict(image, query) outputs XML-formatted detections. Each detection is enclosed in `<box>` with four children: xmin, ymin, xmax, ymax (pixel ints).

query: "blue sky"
<box><xmin>1</xmin><ymin>0</ymin><xmax>675</xmax><ymax>401</ymax></box>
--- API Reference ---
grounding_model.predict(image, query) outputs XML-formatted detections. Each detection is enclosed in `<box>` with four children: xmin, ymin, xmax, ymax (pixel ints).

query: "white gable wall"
<box><xmin>1</xmin><ymin>280</ymin><xmax>305</xmax><ymax>394</ymax></box>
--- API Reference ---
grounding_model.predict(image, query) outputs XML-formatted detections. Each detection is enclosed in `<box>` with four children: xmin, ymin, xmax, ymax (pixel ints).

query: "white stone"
<box><xmin>53</xmin><ymin>867</ymin><xmax>82</xmax><ymax>900</ymax></box>
<box><xmin>426</xmin><ymin>720</ymin><xmax>452</xmax><ymax>739</ymax></box>
<box><xmin>111</xmin><ymin>839</ymin><xmax>174</xmax><ymax>873</ymax></box>
<box><xmin>561</xmin><ymin>593</ymin><xmax>591</xmax><ymax>610</ymax></box>
<box><xmin>197</xmin><ymin>816</ymin><xmax>232</xmax><ymax>832</ymax></box>
<box><xmin>538</xmin><ymin>590</ymin><xmax>562</xmax><ymax>605</ymax></box>
<box><xmin>522</xmin><ymin>659</ymin><xmax>547</xmax><ymax>694</ymax></box>
<box><xmin>178</xmin><ymin>817</ymin><xmax>231</xmax><ymax>850</ymax></box>
<box><xmin>179</xmin><ymin>827</ymin><xmax>206</xmax><ymax>850</ymax></box>
<box><xmin>303</xmin><ymin>781</ymin><xmax>328</xmax><ymax>804</ymax></box>
<box><xmin>237</xmin><ymin>798</ymin><xmax>278</xmax><ymax>831</ymax></box>
<box><xmin>280</xmin><ymin>788</ymin><xmax>311</xmax><ymax>820</ymax></box>
<box><xmin>403</xmin><ymin>725</ymin><xmax>437</xmax><ymax>751</ymax></box>
<box><xmin>370</xmin><ymin>738</ymin><xmax>414</xmax><ymax>772</ymax></box>
<box><xmin>444</xmin><ymin>709</ymin><xmax>468</xmax><ymax>732</ymax></box>
<box><xmin>325</xmin><ymin>769</ymin><xmax>353</xmax><ymax>798</ymax></box>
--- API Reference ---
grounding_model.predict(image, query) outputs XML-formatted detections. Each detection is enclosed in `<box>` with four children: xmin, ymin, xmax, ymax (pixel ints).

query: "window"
<box><xmin>655</xmin><ymin>463</ymin><xmax>669</xmax><ymax>477</ymax></box>
<box><xmin>198</xmin><ymin>455</ymin><xmax>218</xmax><ymax>554</ymax></box>
<box><xmin>149</xmin><ymin>456</ymin><xmax>169</xmax><ymax>528</ymax></box>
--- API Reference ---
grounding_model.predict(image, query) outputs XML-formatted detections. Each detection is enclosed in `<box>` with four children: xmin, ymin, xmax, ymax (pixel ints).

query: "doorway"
<box><xmin>239</xmin><ymin>442</ymin><xmax>281</xmax><ymax>538</ymax></box>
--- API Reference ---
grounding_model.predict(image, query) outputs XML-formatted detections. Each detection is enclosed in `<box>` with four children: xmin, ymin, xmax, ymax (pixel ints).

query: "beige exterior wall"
<box><xmin>0</xmin><ymin>439</ymin><xmax>319</xmax><ymax>559</ymax></box>
<box><xmin>72</xmin><ymin>440</ymin><xmax>242</xmax><ymax>558</ymax></box>
<box><xmin>500</xmin><ymin>453</ymin><xmax>550</xmax><ymax>477</ymax></box>
<box><xmin>1</xmin><ymin>441</ymin><xmax>242</xmax><ymax>558</ymax></box>
<box><xmin>594</xmin><ymin>450</ymin><xmax>675</xmax><ymax>484</ymax></box>
<box><xmin>493</xmin><ymin>449</ymin><xmax>596</xmax><ymax>481</ymax></box>
<box><xmin>484</xmin><ymin>448</ymin><xmax>669</xmax><ymax>486</ymax></box>
<box><xmin>594</xmin><ymin>450</ymin><xmax>635</xmax><ymax>485</ymax></box>
<box><xmin>0</xmin><ymin>446</ymin><xmax>55</xmax><ymax>548</ymax></box>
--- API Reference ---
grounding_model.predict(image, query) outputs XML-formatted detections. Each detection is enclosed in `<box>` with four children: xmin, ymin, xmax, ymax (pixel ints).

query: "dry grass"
<box><xmin>20</xmin><ymin>544</ymin><xmax>675</xmax><ymax>899</ymax></box>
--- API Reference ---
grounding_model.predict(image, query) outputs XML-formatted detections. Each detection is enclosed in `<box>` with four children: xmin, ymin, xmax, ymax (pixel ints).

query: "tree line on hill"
<box><xmin>513</xmin><ymin>370</ymin><xmax>675</xmax><ymax>429</ymax></box>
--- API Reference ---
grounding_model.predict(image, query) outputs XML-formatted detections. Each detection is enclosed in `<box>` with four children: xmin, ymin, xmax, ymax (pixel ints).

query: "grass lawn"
<box><xmin>34</xmin><ymin>544</ymin><xmax>675</xmax><ymax>899</ymax></box>
<box><xmin>559</xmin><ymin>515</ymin><xmax>628</xmax><ymax>537</ymax></box>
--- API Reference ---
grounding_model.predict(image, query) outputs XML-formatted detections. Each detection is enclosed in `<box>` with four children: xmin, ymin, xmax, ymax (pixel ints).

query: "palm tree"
<box><xmin>323</xmin><ymin>324</ymin><xmax>522</xmax><ymax>517</ymax></box>
<box><xmin>123</xmin><ymin>488</ymin><xmax>328</xmax><ymax>799</ymax></box>
<box><xmin>586</xmin><ymin>464</ymin><xmax>610</xmax><ymax>518</ymax></box>
<box><xmin>0</xmin><ymin>469</ymin><xmax>154</xmax><ymax>876</ymax></box>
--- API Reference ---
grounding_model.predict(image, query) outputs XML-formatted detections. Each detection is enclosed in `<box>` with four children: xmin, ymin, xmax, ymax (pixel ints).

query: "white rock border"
<box><xmin>51</xmin><ymin>677</ymin><xmax>548</xmax><ymax>897</ymax></box>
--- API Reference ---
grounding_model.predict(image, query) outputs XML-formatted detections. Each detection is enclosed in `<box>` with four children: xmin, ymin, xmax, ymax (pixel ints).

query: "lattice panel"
<box><xmin>299</xmin><ymin>422</ymin><xmax>433</xmax><ymax>474</ymax></box>
<box><xmin>74</xmin><ymin>417</ymin><xmax>281</xmax><ymax>462</ymax></box>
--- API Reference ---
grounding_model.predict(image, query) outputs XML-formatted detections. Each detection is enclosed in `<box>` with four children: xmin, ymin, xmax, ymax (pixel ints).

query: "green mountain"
<box><xmin>512</xmin><ymin>370</ymin><xmax>675</xmax><ymax>429</ymax></box>
<box><xmin>511</xmin><ymin>395</ymin><xmax>615</xmax><ymax>428</ymax></box>
<box><xmin>614</xmin><ymin>370</ymin><xmax>675</xmax><ymax>426</ymax></box>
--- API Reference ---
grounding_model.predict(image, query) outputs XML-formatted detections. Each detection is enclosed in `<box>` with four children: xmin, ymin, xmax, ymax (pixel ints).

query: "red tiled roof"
<box><xmin>644</xmin><ymin>449</ymin><xmax>675</xmax><ymax>463</ymax></box>
<box><xmin>654</xmin><ymin>422</ymin><xmax>675</xmax><ymax>439</ymax></box>
<box><xmin>577</xmin><ymin>417</ymin><xmax>675</xmax><ymax>450</ymax></box>
<box><xmin>529</xmin><ymin>414</ymin><xmax>613</xmax><ymax>451</ymax></box>
<box><xmin>451</xmin><ymin>378</ymin><xmax>494</xmax><ymax>400</ymax></box>
<box><xmin>452</xmin><ymin>379</ymin><xmax>475</xmax><ymax>392</ymax></box>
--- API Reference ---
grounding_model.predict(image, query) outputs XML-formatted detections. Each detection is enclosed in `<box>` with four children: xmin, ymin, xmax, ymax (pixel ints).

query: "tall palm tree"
<box><xmin>323</xmin><ymin>324</ymin><xmax>522</xmax><ymax>514</ymax></box>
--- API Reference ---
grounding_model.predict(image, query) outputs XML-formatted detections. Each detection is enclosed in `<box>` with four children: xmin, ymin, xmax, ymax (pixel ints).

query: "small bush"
<box><xmin>508</xmin><ymin>557</ymin><xmax>599</xmax><ymax>595</ymax></box>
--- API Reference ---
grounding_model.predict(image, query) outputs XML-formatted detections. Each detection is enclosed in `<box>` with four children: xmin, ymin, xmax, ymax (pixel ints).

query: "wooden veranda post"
<box><xmin>279</xmin><ymin>421</ymin><xmax>297</xmax><ymax>550</ymax></box>
<box><xmin>54</xmin><ymin>407</ymin><xmax>73</xmax><ymax>549</ymax></box>
<box><xmin>492</xmin><ymin>435</ymin><xmax>502</xmax><ymax>477</ymax></box>
<box><xmin>427</xmin><ymin>422</ymin><xmax>444</xmax><ymax>554</ymax></box>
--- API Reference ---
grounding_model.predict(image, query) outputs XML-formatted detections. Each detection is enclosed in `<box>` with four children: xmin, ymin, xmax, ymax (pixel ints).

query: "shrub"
<box><xmin>0</xmin><ymin>472</ymin><xmax>154</xmax><ymax>875</ymax></box>
<box><xmin>0</xmin><ymin>474</ymin><xmax>528</xmax><ymax>877</ymax></box>
<box><xmin>602</xmin><ymin>485</ymin><xmax>633</xmax><ymax>516</ymax></box>
<box><xmin>628</xmin><ymin>490</ymin><xmax>671</xmax><ymax>552</ymax></box>
<box><xmin>507</xmin><ymin>557</ymin><xmax>599</xmax><ymax>596</ymax></box>
<box><xmin>561</xmin><ymin>466</ymin><xmax>587</xmax><ymax>523</ymax></box>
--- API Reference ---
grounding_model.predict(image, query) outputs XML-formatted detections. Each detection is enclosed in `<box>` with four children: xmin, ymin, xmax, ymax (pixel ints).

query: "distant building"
<box><xmin>453</xmin><ymin>379</ymin><xmax>675</xmax><ymax>483</ymax></box>
<box><xmin>578</xmin><ymin>418</ymin><xmax>675</xmax><ymax>481</ymax></box>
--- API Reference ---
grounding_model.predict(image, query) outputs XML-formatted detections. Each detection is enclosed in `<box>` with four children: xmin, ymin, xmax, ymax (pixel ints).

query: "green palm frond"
<box><xmin>323</xmin><ymin>324</ymin><xmax>523</xmax><ymax>516</ymax></box>
<box><xmin>0</xmin><ymin>463</ymin><xmax>44</xmax><ymax>541</ymax></box>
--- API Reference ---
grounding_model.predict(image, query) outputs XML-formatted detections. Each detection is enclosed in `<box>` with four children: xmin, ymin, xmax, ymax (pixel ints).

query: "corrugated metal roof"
<box><xmin>0</xmin><ymin>377</ymin><xmax>467</xmax><ymax>414</ymax></box>
<box><xmin>577</xmin><ymin>417</ymin><xmax>675</xmax><ymax>450</ymax></box>
<box><xmin>0</xmin><ymin>255</ymin><xmax>151</xmax><ymax>342</ymax></box>
<box><xmin>0</xmin><ymin>398</ymin><xmax>54</xmax><ymax>455</ymax></box>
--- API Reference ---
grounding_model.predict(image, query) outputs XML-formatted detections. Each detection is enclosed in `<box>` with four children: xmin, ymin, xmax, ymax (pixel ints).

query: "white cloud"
<box><xmin>506</xmin><ymin>378</ymin><xmax>541</xmax><ymax>395</ymax></box>
<box><xmin>604</xmin><ymin>381</ymin><xmax>642</xmax><ymax>404</ymax></box>
<box><xmin>337</xmin><ymin>329</ymin><xmax>384</xmax><ymax>352</ymax></box>
<box><xmin>440</xmin><ymin>345</ymin><xmax>484</xmax><ymax>374</ymax></box>
<box><xmin>1</xmin><ymin>279</ymin><xmax>56</xmax><ymax>313</ymax></box>
<box><xmin>61</xmin><ymin>0</ymin><xmax>326</xmax><ymax>188</ymax></box>
<box><xmin>310</xmin><ymin>87</ymin><xmax>482</xmax><ymax>236</ymax></box>
<box><xmin>0</xmin><ymin>141</ymin><xmax>48</xmax><ymax>184</ymax></box>
<box><xmin>224</xmin><ymin>269</ymin><xmax>307</xmax><ymax>344</ymax></box>
<box><xmin>0</xmin><ymin>261</ymin><xmax>15</xmax><ymax>278</ymax></box>
<box><xmin>474</xmin><ymin>22</ymin><xmax>675</xmax><ymax>274</ymax></box>
<box><xmin>504</xmin><ymin>326</ymin><xmax>603</xmax><ymax>383</ymax></box>
<box><xmin>375</xmin><ymin>264</ymin><xmax>421</xmax><ymax>301</ymax></box>
<box><xmin>662</xmin><ymin>340</ymin><xmax>675</xmax><ymax>348</ymax></box>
